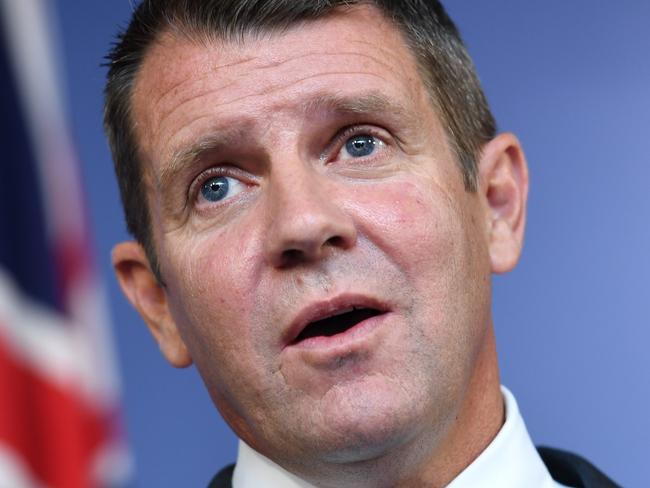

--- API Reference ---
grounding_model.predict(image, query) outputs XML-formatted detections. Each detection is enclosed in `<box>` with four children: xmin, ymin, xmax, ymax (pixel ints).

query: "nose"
<box><xmin>264</xmin><ymin>166</ymin><xmax>357</xmax><ymax>268</ymax></box>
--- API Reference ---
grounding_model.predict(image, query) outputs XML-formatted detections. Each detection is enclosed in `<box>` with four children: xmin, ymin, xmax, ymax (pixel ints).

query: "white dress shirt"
<box><xmin>232</xmin><ymin>386</ymin><xmax>569</xmax><ymax>488</ymax></box>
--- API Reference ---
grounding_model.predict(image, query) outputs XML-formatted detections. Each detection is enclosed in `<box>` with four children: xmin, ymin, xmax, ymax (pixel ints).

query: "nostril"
<box><xmin>277</xmin><ymin>234</ymin><xmax>353</xmax><ymax>267</ymax></box>
<box><xmin>325</xmin><ymin>236</ymin><xmax>345</xmax><ymax>248</ymax></box>
<box><xmin>280</xmin><ymin>248</ymin><xmax>304</xmax><ymax>267</ymax></box>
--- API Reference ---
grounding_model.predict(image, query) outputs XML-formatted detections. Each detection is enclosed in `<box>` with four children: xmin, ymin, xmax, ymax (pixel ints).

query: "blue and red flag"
<box><xmin>0</xmin><ymin>1</ymin><xmax>131</xmax><ymax>486</ymax></box>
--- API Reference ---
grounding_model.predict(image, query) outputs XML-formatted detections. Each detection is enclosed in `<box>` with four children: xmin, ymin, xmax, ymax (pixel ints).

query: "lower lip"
<box><xmin>288</xmin><ymin>312</ymin><xmax>389</xmax><ymax>351</ymax></box>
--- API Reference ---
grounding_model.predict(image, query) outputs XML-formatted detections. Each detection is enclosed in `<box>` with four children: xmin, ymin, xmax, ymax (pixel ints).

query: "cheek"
<box><xmin>346</xmin><ymin>178</ymin><xmax>463</xmax><ymax>276</ymax></box>
<box><xmin>347</xmin><ymin>177</ymin><xmax>490</xmax><ymax>336</ymax></box>
<box><xmin>163</xmin><ymin>234</ymin><xmax>284</xmax><ymax>419</ymax></box>
<box><xmin>162</xmin><ymin>226</ymin><xmax>264</xmax><ymax>365</ymax></box>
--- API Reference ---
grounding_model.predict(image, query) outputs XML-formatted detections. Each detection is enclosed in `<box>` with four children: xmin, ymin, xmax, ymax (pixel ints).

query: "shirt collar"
<box><xmin>233</xmin><ymin>441</ymin><xmax>316</xmax><ymax>488</ymax></box>
<box><xmin>446</xmin><ymin>386</ymin><xmax>563</xmax><ymax>488</ymax></box>
<box><xmin>233</xmin><ymin>386</ymin><xmax>562</xmax><ymax>488</ymax></box>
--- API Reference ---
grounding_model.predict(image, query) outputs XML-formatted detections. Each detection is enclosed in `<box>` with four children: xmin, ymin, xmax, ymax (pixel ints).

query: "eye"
<box><xmin>199</xmin><ymin>175</ymin><xmax>245</xmax><ymax>203</ymax></box>
<box><xmin>344</xmin><ymin>134</ymin><xmax>380</xmax><ymax>158</ymax></box>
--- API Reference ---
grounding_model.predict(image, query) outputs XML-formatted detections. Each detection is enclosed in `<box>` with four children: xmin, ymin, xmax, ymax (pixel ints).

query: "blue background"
<box><xmin>54</xmin><ymin>1</ymin><xmax>649</xmax><ymax>486</ymax></box>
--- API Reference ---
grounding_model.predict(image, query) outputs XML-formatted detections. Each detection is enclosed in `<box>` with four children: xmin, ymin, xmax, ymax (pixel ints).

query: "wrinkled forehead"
<box><xmin>129</xmin><ymin>4</ymin><xmax>435</xmax><ymax>176</ymax></box>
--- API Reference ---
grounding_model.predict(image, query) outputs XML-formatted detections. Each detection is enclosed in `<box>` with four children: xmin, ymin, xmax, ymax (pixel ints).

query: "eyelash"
<box><xmin>188</xmin><ymin>166</ymin><xmax>248</xmax><ymax>207</ymax></box>
<box><xmin>327</xmin><ymin>125</ymin><xmax>391</xmax><ymax>162</ymax></box>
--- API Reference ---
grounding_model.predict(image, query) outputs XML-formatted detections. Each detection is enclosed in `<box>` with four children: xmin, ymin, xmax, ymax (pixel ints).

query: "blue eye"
<box><xmin>200</xmin><ymin>176</ymin><xmax>230</xmax><ymax>202</ymax></box>
<box><xmin>345</xmin><ymin>135</ymin><xmax>377</xmax><ymax>158</ymax></box>
<box><xmin>196</xmin><ymin>173</ymin><xmax>246</xmax><ymax>206</ymax></box>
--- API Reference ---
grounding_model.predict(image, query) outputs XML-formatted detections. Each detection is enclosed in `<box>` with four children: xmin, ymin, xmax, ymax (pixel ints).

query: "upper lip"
<box><xmin>283</xmin><ymin>293</ymin><xmax>389</xmax><ymax>347</ymax></box>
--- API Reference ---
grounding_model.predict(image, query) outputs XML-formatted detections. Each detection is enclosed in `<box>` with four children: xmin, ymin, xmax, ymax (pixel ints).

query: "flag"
<box><xmin>0</xmin><ymin>1</ymin><xmax>131</xmax><ymax>486</ymax></box>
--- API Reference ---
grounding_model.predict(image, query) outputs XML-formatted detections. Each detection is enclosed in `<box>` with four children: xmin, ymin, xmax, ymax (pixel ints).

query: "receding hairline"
<box><xmin>133</xmin><ymin>7</ymin><xmax>443</xmax><ymax>195</ymax></box>
<box><xmin>160</xmin><ymin>1</ymin><xmax>377</xmax><ymax>45</ymax></box>
<box><xmin>134</xmin><ymin>2</ymin><xmax>419</xmax><ymax>116</ymax></box>
<box><xmin>129</xmin><ymin>4</ymin><xmax>401</xmax><ymax>150</ymax></box>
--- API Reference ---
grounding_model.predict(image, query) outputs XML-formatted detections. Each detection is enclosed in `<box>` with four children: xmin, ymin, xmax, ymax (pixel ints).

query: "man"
<box><xmin>103</xmin><ymin>1</ymin><xmax>619</xmax><ymax>486</ymax></box>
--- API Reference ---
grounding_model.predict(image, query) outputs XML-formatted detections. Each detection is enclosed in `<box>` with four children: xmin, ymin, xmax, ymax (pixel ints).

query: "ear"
<box><xmin>478</xmin><ymin>133</ymin><xmax>529</xmax><ymax>274</ymax></box>
<box><xmin>112</xmin><ymin>241</ymin><xmax>192</xmax><ymax>368</ymax></box>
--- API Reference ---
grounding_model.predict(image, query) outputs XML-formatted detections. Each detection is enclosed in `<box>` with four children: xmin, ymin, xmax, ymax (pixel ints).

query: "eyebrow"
<box><xmin>158</xmin><ymin>127</ymin><xmax>248</xmax><ymax>193</ymax></box>
<box><xmin>158</xmin><ymin>91</ymin><xmax>417</xmax><ymax>192</ymax></box>
<box><xmin>300</xmin><ymin>92</ymin><xmax>419</xmax><ymax>132</ymax></box>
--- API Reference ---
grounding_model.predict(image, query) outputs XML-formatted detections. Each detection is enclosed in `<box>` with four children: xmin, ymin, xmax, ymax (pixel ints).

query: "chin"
<box><xmin>317</xmin><ymin>422</ymin><xmax>418</xmax><ymax>465</ymax></box>
<box><xmin>295</xmin><ymin>375</ymin><xmax>431</xmax><ymax>464</ymax></box>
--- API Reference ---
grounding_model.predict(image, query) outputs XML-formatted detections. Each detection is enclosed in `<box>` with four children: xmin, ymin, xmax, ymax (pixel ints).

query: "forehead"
<box><xmin>131</xmin><ymin>5</ymin><xmax>433</xmax><ymax>172</ymax></box>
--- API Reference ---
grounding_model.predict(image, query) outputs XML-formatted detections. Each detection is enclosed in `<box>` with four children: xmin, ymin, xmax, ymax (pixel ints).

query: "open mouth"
<box><xmin>291</xmin><ymin>307</ymin><xmax>383</xmax><ymax>345</ymax></box>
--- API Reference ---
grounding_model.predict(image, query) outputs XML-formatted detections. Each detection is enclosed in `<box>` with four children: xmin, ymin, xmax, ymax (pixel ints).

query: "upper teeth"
<box><xmin>330</xmin><ymin>307</ymin><xmax>355</xmax><ymax>317</ymax></box>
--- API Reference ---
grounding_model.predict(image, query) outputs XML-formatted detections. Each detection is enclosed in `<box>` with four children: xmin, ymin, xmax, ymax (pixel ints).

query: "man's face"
<box><xmin>131</xmin><ymin>5</ymin><xmax>495</xmax><ymax>473</ymax></box>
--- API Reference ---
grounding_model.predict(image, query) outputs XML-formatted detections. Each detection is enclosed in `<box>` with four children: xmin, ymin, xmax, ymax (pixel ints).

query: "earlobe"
<box><xmin>478</xmin><ymin>133</ymin><xmax>529</xmax><ymax>274</ymax></box>
<box><xmin>112</xmin><ymin>241</ymin><xmax>193</xmax><ymax>368</ymax></box>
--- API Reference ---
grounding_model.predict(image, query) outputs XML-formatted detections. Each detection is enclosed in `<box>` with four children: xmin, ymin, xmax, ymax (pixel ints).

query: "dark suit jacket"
<box><xmin>207</xmin><ymin>447</ymin><xmax>620</xmax><ymax>488</ymax></box>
